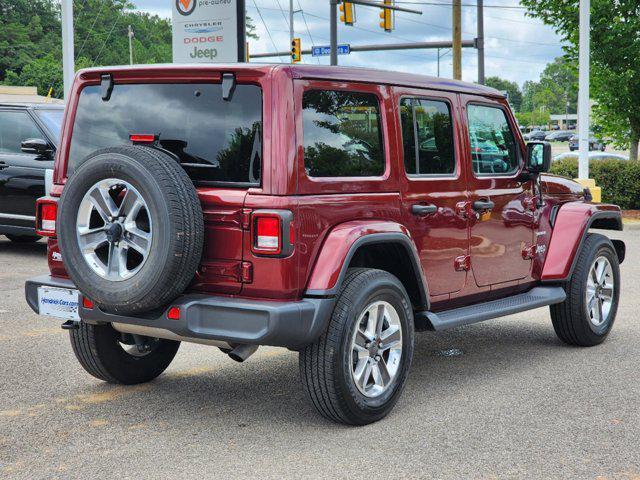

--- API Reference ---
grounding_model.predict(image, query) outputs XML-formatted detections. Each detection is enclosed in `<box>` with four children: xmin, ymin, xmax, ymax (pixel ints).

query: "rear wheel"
<box><xmin>5</xmin><ymin>234</ymin><xmax>40</xmax><ymax>243</ymax></box>
<box><xmin>550</xmin><ymin>233</ymin><xmax>620</xmax><ymax>346</ymax></box>
<box><xmin>299</xmin><ymin>268</ymin><xmax>414</xmax><ymax>425</ymax></box>
<box><xmin>69</xmin><ymin>322</ymin><xmax>180</xmax><ymax>384</ymax></box>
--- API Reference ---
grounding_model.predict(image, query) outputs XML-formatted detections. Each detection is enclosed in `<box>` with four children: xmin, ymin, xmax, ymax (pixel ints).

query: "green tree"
<box><xmin>520</xmin><ymin>57</ymin><xmax>577</xmax><ymax>115</ymax></box>
<box><xmin>1</xmin><ymin>0</ymin><xmax>259</xmax><ymax>98</ymax></box>
<box><xmin>521</xmin><ymin>0</ymin><xmax>640</xmax><ymax>160</ymax></box>
<box><xmin>485</xmin><ymin>76</ymin><xmax>523</xmax><ymax>112</ymax></box>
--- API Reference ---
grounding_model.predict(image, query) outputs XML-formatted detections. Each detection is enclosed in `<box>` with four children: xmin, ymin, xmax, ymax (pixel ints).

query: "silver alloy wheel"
<box><xmin>76</xmin><ymin>178</ymin><xmax>152</xmax><ymax>281</ymax></box>
<box><xmin>586</xmin><ymin>255</ymin><xmax>614</xmax><ymax>327</ymax></box>
<box><xmin>350</xmin><ymin>300</ymin><xmax>403</xmax><ymax>398</ymax></box>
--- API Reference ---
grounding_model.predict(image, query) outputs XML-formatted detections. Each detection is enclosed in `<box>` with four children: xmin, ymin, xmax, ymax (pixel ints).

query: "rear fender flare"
<box><xmin>542</xmin><ymin>202</ymin><xmax>623</xmax><ymax>282</ymax></box>
<box><xmin>305</xmin><ymin>221</ymin><xmax>429</xmax><ymax>309</ymax></box>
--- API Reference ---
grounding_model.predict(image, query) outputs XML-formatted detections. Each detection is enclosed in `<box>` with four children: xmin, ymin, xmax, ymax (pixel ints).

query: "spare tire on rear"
<box><xmin>58</xmin><ymin>145</ymin><xmax>204</xmax><ymax>315</ymax></box>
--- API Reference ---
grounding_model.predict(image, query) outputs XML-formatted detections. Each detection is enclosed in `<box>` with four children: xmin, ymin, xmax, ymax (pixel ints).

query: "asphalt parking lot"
<box><xmin>1</xmin><ymin>229</ymin><xmax>638</xmax><ymax>480</ymax></box>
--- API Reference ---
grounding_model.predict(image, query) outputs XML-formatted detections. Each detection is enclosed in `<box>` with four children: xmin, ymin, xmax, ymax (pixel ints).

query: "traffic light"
<box><xmin>291</xmin><ymin>38</ymin><xmax>301</xmax><ymax>63</ymax></box>
<box><xmin>379</xmin><ymin>0</ymin><xmax>393</xmax><ymax>32</ymax></box>
<box><xmin>339</xmin><ymin>2</ymin><xmax>355</xmax><ymax>25</ymax></box>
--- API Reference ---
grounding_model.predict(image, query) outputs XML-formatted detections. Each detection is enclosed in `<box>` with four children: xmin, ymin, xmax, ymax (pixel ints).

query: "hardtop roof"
<box><xmin>78</xmin><ymin>63</ymin><xmax>505</xmax><ymax>98</ymax></box>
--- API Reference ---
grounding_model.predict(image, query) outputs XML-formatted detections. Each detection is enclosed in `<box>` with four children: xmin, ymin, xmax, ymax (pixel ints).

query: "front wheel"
<box><xmin>550</xmin><ymin>233</ymin><xmax>620</xmax><ymax>346</ymax></box>
<box><xmin>70</xmin><ymin>322</ymin><xmax>180</xmax><ymax>384</ymax></box>
<box><xmin>299</xmin><ymin>268</ymin><xmax>414</xmax><ymax>425</ymax></box>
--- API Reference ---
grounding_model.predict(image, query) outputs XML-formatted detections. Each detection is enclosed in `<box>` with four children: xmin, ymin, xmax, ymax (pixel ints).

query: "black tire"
<box><xmin>299</xmin><ymin>268</ymin><xmax>415</xmax><ymax>425</ymax></box>
<box><xmin>5</xmin><ymin>234</ymin><xmax>40</xmax><ymax>243</ymax></box>
<box><xmin>69</xmin><ymin>322</ymin><xmax>180</xmax><ymax>384</ymax></box>
<box><xmin>550</xmin><ymin>233</ymin><xmax>620</xmax><ymax>346</ymax></box>
<box><xmin>57</xmin><ymin>145</ymin><xmax>204</xmax><ymax>315</ymax></box>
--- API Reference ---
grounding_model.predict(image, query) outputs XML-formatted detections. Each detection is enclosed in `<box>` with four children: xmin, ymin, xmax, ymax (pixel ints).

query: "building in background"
<box><xmin>0</xmin><ymin>86</ymin><xmax>64</xmax><ymax>105</ymax></box>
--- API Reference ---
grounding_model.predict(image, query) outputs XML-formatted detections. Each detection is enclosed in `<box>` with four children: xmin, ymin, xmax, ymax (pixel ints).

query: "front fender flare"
<box><xmin>305</xmin><ymin>220</ymin><xmax>429</xmax><ymax>309</ymax></box>
<box><xmin>542</xmin><ymin>202</ymin><xmax>623</xmax><ymax>282</ymax></box>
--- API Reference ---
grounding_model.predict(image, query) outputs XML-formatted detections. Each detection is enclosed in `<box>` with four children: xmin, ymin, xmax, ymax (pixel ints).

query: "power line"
<box><xmin>75</xmin><ymin>0</ymin><xmax>109</xmax><ymax>60</ymax></box>
<box><xmin>297</xmin><ymin>1</ymin><xmax>322</xmax><ymax>64</ymax></box>
<box><xmin>250</xmin><ymin>0</ymin><xmax>286</xmax><ymax>62</ymax></box>
<box><xmin>274</xmin><ymin>0</ymin><xmax>291</xmax><ymax>28</ymax></box>
<box><xmin>92</xmin><ymin>15</ymin><xmax>121</xmax><ymax>65</ymax></box>
<box><xmin>395</xmin><ymin>1</ymin><xmax>525</xmax><ymax>8</ymax></box>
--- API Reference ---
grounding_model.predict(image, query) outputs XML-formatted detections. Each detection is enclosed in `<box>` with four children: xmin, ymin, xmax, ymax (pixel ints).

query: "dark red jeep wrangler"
<box><xmin>26</xmin><ymin>64</ymin><xmax>624</xmax><ymax>425</ymax></box>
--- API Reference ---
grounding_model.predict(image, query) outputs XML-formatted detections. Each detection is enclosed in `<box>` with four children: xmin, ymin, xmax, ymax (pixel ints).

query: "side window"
<box><xmin>302</xmin><ymin>90</ymin><xmax>384</xmax><ymax>177</ymax></box>
<box><xmin>0</xmin><ymin>111</ymin><xmax>43</xmax><ymax>154</ymax></box>
<box><xmin>400</xmin><ymin>98</ymin><xmax>455</xmax><ymax>175</ymax></box>
<box><xmin>467</xmin><ymin>104</ymin><xmax>519</xmax><ymax>175</ymax></box>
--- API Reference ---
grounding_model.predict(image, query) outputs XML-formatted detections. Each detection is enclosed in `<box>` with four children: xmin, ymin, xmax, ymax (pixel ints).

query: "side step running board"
<box><xmin>417</xmin><ymin>286</ymin><xmax>566</xmax><ymax>331</ymax></box>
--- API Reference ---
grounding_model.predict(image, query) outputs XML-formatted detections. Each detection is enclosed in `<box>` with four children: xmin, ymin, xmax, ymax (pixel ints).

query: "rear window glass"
<box><xmin>68</xmin><ymin>83</ymin><xmax>262</xmax><ymax>185</ymax></box>
<box><xmin>302</xmin><ymin>90</ymin><xmax>384</xmax><ymax>177</ymax></box>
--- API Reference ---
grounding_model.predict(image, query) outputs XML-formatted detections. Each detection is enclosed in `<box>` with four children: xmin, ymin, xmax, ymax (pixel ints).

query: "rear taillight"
<box><xmin>252</xmin><ymin>214</ymin><xmax>282</xmax><ymax>255</ymax></box>
<box><xmin>250</xmin><ymin>210</ymin><xmax>295</xmax><ymax>257</ymax></box>
<box><xmin>36</xmin><ymin>197</ymin><xmax>58</xmax><ymax>237</ymax></box>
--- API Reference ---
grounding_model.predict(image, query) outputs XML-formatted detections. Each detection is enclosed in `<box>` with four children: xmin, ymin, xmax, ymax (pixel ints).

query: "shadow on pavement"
<box><xmin>0</xmin><ymin>237</ymin><xmax>47</xmax><ymax>258</ymax></box>
<box><xmin>59</xmin><ymin>318</ymin><xmax>568</xmax><ymax>429</ymax></box>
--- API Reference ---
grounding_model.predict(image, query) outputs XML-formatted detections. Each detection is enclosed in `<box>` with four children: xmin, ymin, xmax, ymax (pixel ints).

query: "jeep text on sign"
<box><xmin>172</xmin><ymin>0</ymin><xmax>240</xmax><ymax>63</ymax></box>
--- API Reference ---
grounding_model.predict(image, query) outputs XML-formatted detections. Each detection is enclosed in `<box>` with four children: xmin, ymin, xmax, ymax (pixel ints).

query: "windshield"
<box><xmin>68</xmin><ymin>83</ymin><xmax>262</xmax><ymax>186</ymax></box>
<box><xmin>35</xmin><ymin>109</ymin><xmax>64</xmax><ymax>143</ymax></box>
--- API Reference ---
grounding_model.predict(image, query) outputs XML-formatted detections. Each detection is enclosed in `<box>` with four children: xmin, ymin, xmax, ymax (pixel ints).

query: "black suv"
<box><xmin>0</xmin><ymin>103</ymin><xmax>63</xmax><ymax>242</ymax></box>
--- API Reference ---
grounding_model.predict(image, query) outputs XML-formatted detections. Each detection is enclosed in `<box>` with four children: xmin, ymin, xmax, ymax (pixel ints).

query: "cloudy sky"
<box><xmin>131</xmin><ymin>0</ymin><xmax>567</xmax><ymax>86</ymax></box>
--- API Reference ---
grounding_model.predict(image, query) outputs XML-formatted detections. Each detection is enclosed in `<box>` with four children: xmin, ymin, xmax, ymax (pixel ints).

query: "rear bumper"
<box><xmin>25</xmin><ymin>275</ymin><xmax>335</xmax><ymax>349</ymax></box>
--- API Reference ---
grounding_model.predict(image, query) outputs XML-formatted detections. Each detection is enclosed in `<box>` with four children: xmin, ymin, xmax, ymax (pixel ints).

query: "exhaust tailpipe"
<box><xmin>228</xmin><ymin>344</ymin><xmax>259</xmax><ymax>362</ymax></box>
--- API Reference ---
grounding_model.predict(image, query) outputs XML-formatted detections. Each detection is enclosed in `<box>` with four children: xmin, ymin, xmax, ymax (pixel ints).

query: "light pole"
<box><xmin>578</xmin><ymin>0</ymin><xmax>590</xmax><ymax>179</ymax></box>
<box><xmin>290</xmin><ymin>0</ymin><xmax>294</xmax><ymax>49</ymax></box>
<box><xmin>477</xmin><ymin>0</ymin><xmax>484</xmax><ymax>84</ymax></box>
<box><xmin>330</xmin><ymin>0</ymin><xmax>338</xmax><ymax>65</ymax></box>
<box><xmin>128</xmin><ymin>25</ymin><xmax>135</xmax><ymax>65</ymax></box>
<box><xmin>61</xmin><ymin>0</ymin><xmax>75</xmax><ymax>100</ymax></box>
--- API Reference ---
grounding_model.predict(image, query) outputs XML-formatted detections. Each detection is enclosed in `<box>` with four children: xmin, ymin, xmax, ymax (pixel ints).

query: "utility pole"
<box><xmin>289</xmin><ymin>0</ymin><xmax>294</xmax><ymax>53</ymax></box>
<box><xmin>128</xmin><ymin>25</ymin><xmax>134</xmax><ymax>65</ymax></box>
<box><xmin>577</xmin><ymin>0</ymin><xmax>590</xmax><ymax>180</ymax></box>
<box><xmin>61</xmin><ymin>0</ymin><xmax>75</xmax><ymax>100</ymax></box>
<box><xmin>330</xmin><ymin>0</ymin><xmax>338</xmax><ymax>65</ymax></box>
<box><xmin>477</xmin><ymin>0</ymin><xmax>484</xmax><ymax>84</ymax></box>
<box><xmin>452</xmin><ymin>0</ymin><xmax>462</xmax><ymax>80</ymax></box>
<box><xmin>437</xmin><ymin>48</ymin><xmax>450</xmax><ymax>77</ymax></box>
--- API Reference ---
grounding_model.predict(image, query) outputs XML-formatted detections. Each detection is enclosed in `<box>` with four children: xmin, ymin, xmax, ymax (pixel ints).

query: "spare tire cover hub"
<box><xmin>76</xmin><ymin>178</ymin><xmax>152</xmax><ymax>281</ymax></box>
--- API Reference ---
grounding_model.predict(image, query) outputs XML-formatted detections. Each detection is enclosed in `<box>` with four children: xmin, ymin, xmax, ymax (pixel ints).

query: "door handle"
<box><xmin>472</xmin><ymin>200</ymin><xmax>494</xmax><ymax>211</ymax></box>
<box><xmin>0</xmin><ymin>162</ymin><xmax>7</xmax><ymax>170</ymax></box>
<box><xmin>411</xmin><ymin>204</ymin><xmax>438</xmax><ymax>216</ymax></box>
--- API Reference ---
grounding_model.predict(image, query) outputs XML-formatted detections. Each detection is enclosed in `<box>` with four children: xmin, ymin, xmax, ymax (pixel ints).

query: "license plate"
<box><xmin>37</xmin><ymin>286</ymin><xmax>80</xmax><ymax>321</ymax></box>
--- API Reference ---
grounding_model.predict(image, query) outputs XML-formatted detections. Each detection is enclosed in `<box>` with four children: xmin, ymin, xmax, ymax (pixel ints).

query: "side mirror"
<box><xmin>526</xmin><ymin>141</ymin><xmax>552</xmax><ymax>173</ymax></box>
<box><xmin>21</xmin><ymin>138</ymin><xmax>53</xmax><ymax>158</ymax></box>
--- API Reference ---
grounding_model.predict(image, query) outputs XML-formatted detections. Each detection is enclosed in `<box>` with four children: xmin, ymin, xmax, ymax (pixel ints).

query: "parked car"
<box><xmin>545</xmin><ymin>130</ymin><xmax>574</xmax><ymax>142</ymax></box>
<box><xmin>25</xmin><ymin>65</ymin><xmax>624</xmax><ymax>425</ymax></box>
<box><xmin>0</xmin><ymin>103</ymin><xmax>64</xmax><ymax>242</ymax></box>
<box><xmin>524</xmin><ymin>130</ymin><xmax>547</xmax><ymax>141</ymax></box>
<box><xmin>568</xmin><ymin>134</ymin><xmax>606</xmax><ymax>151</ymax></box>
<box><xmin>554</xmin><ymin>152</ymin><xmax>627</xmax><ymax>161</ymax></box>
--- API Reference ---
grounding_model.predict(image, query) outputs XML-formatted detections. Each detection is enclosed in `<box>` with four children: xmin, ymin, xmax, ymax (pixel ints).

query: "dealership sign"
<box><xmin>172</xmin><ymin>0</ymin><xmax>246</xmax><ymax>63</ymax></box>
